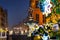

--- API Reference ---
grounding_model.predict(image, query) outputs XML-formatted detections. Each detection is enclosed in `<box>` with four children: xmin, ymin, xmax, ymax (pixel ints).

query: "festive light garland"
<box><xmin>38</xmin><ymin>0</ymin><xmax>52</xmax><ymax>17</ymax></box>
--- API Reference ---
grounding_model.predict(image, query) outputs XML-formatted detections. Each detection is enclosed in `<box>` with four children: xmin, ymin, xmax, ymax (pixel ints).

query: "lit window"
<box><xmin>9</xmin><ymin>30</ymin><xmax>13</xmax><ymax>35</ymax></box>
<box><xmin>25</xmin><ymin>30</ymin><xmax>27</xmax><ymax>33</ymax></box>
<box><xmin>21</xmin><ymin>31</ymin><xmax>24</xmax><ymax>35</ymax></box>
<box><xmin>36</xmin><ymin>14</ymin><xmax>39</xmax><ymax>22</ymax></box>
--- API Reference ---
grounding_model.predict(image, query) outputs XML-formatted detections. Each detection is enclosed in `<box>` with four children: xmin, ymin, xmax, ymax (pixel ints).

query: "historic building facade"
<box><xmin>0</xmin><ymin>6</ymin><xmax>8</xmax><ymax>40</ymax></box>
<box><xmin>28</xmin><ymin>0</ymin><xmax>43</xmax><ymax>25</ymax></box>
<box><xmin>0</xmin><ymin>6</ymin><xmax>8</xmax><ymax>29</ymax></box>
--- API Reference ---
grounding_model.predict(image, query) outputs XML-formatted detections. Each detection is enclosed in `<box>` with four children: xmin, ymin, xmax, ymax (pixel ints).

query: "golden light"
<box><xmin>25</xmin><ymin>30</ymin><xmax>27</xmax><ymax>33</ymax></box>
<box><xmin>37</xmin><ymin>35</ymin><xmax>40</xmax><ymax>39</ymax></box>
<box><xmin>5</xmin><ymin>28</ymin><xmax>8</xmax><ymax>32</ymax></box>
<box><xmin>32</xmin><ymin>3</ymin><xmax>35</xmax><ymax>6</ymax></box>
<box><xmin>21</xmin><ymin>31</ymin><xmax>24</xmax><ymax>35</ymax></box>
<box><xmin>0</xmin><ymin>28</ymin><xmax>4</xmax><ymax>32</ymax></box>
<box><xmin>9</xmin><ymin>30</ymin><xmax>13</xmax><ymax>35</ymax></box>
<box><xmin>34</xmin><ymin>35</ymin><xmax>41</xmax><ymax>40</ymax></box>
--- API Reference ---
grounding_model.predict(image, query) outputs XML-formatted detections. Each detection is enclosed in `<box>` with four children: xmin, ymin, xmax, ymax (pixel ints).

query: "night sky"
<box><xmin>0</xmin><ymin>0</ymin><xmax>29</xmax><ymax>27</ymax></box>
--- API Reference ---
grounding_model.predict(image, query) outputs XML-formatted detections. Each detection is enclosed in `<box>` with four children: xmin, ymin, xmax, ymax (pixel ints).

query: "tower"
<box><xmin>28</xmin><ymin>0</ymin><xmax>43</xmax><ymax>25</ymax></box>
<box><xmin>0</xmin><ymin>6</ymin><xmax>8</xmax><ymax>40</ymax></box>
<box><xmin>0</xmin><ymin>6</ymin><xmax>8</xmax><ymax>29</ymax></box>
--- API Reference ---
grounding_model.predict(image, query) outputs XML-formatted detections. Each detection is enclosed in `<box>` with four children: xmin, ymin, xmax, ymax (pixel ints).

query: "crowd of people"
<box><xmin>26</xmin><ymin>22</ymin><xmax>59</xmax><ymax>40</ymax></box>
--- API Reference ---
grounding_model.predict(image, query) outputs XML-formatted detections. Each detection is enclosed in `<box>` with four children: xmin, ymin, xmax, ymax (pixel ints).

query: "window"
<box><xmin>36</xmin><ymin>1</ymin><xmax>38</xmax><ymax>8</ymax></box>
<box><xmin>2</xmin><ymin>32</ymin><xmax>5</xmax><ymax>36</ymax></box>
<box><xmin>1</xmin><ymin>23</ymin><xmax>4</xmax><ymax>27</ymax></box>
<box><xmin>3</xmin><ymin>14</ymin><xmax>5</xmax><ymax>17</ymax></box>
<box><xmin>1</xmin><ymin>18</ymin><xmax>4</xmax><ymax>22</ymax></box>
<box><xmin>30</xmin><ymin>13</ymin><xmax>32</xmax><ymax>17</ymax></box>
<box><xmin>43</xmin><ymin>15</ymin><xmax>46</xmax><ymax>23</ymax></box>
<box><xmin>36</xmin><ymin>14</ymin><xmax>39</xmax><ymax>23</ymax></box>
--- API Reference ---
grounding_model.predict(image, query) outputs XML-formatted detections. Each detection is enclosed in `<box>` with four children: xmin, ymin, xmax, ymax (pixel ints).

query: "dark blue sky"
<box><xmin>0</xmin><ymin>0</ymin><xmax>29</xmax><ymax>27</ymax></box>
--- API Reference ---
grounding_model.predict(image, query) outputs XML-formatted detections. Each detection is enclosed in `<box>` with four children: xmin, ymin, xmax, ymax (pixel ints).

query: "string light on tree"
<box><xmin>38</xmin><ymin>0</ymin><xmax>52</xmax><ymax>17</ymax></box>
